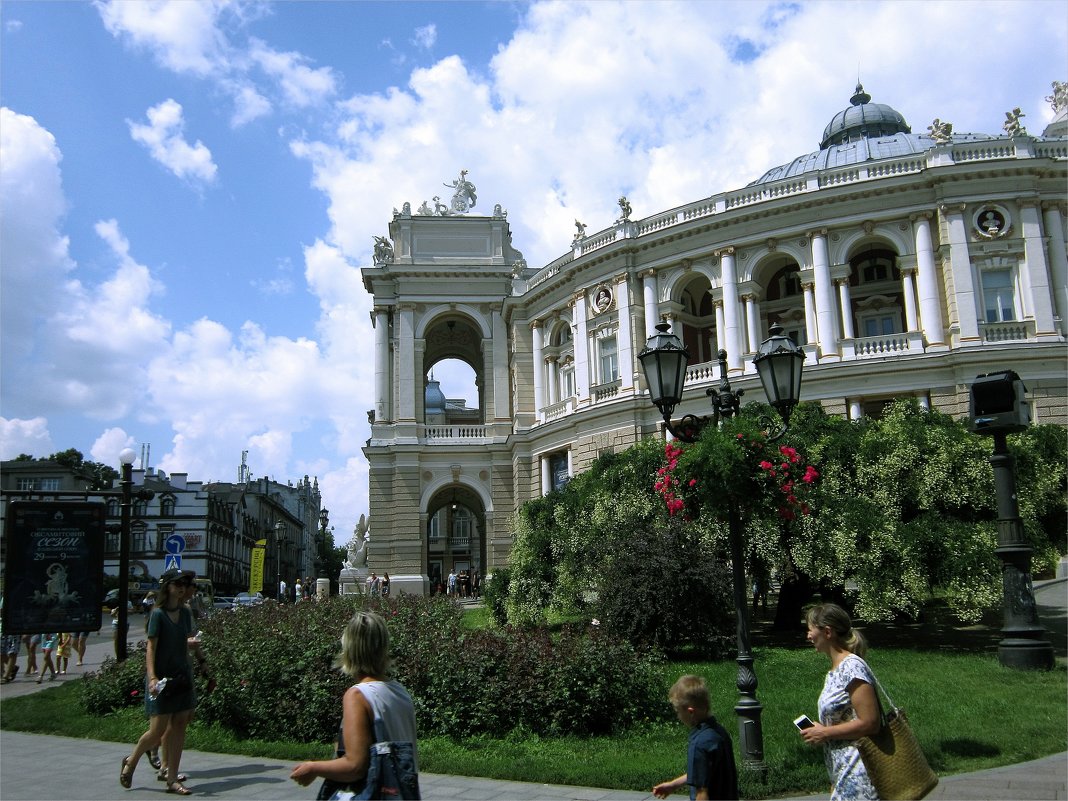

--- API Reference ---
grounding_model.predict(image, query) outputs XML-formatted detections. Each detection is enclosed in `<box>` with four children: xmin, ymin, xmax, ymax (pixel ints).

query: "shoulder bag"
<box><xmin>855</xmin><ymin>671</ymin><xmax>938</xmax><ymax>800</ymax></box>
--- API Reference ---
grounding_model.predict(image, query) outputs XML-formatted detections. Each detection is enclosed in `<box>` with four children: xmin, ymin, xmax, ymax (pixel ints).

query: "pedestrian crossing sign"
<box><xmin>164</xmin><ymin>554</ymin><xmax>182</xmax><ymax>571</ymax></box>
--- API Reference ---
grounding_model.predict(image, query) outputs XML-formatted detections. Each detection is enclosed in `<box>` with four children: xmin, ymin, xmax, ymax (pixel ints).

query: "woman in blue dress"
<box><xmin>800</xmin><ymin>603</ymin><xmax>883</xmax><ymax>800</ymax></box>
<box><xmin>119</xmin><ymin>568</ymin><xmax>197</xmax><ymax>795</ymax></box>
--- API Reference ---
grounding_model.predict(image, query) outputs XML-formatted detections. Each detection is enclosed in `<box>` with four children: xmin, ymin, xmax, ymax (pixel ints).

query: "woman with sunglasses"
<box><xmin>119</xmin><ymin>568</ymin><xmax>198</xmax><ymax>795</ymax></box>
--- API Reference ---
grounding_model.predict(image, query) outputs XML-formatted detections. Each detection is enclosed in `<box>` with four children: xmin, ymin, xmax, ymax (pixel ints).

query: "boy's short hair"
<box><xmin>669</xmin><ymin>674</ymin><xmax>711</xmax><ymax>712</ymax></box>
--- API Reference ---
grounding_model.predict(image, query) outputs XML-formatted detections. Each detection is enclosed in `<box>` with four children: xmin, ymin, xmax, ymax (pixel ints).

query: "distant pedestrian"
<box><xmin>36</xmin><ymin>633</ymin><xmax>58</xmax><ymax>683</ymax></box>
<box><xmin>56</xmin><ymin>632</ymin><xmax>73</xmax><ymax>674</ymax></box>
<box><xmin>294</xmin><ymin>578</ymin><xmax>303</xmax><ymax>602</ymax></box>
<box><xmin>447</xmin><ymin>569</ymin><xmax>456</xmax><ymax>596</ymax></box>
<box><xmin>72</xmin><ymin>631</ymin><xmax>89</xmax><ymax>667</ymax></box>
<box><xmin>799</xmin><ymin>603</ymin><xmax>881</xmax><ymax>801</ymax></box>
<box><xmin>22</xmin><ymin>633</ymin><xmax>40</xmax><ymax>677</ymax></box>
<box><xmin>381</xmin><ymin>572</ymin><xmax>391</xmax><ymax>598</ymax></box>
<box><xmin>279</xmin><ymin>578</ymin><xmax>288</xmax><ymax>603</ymax></box>
<box><xmin>653</xmin><ymin>674</ymin><xmax>739</xmax><ymax>800</ymax></box>
<box><xmin>1</xmin><ymin>631</ymin><xmax>19</xmax><ymax>683</ymax></box>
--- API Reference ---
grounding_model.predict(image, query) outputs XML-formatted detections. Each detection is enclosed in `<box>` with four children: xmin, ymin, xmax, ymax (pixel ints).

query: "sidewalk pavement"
<box><xmin>0</xmin><ymin>729</ymin><xmax>1064</xmax><ymax>801</ymax></box>
<box><xmin>2</xmin><ymin>582</ymin><xmax>1064</xmax><ymax>799</ymax></box>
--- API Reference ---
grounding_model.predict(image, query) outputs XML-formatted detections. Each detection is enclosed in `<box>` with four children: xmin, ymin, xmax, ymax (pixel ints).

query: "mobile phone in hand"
<box><xmin>793</xmin><ymin>714</ymin><xmax>815</xmax><ymax>730</ymax></box>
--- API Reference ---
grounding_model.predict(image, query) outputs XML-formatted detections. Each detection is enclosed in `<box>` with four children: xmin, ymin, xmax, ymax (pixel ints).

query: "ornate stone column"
<box><xmin>743</xmin><ymin>293</ymin><xmax>761</xmax><ymax>354</ymax></box>
<box><xmin>546</xmin><ymin>356</ymin><xmax>559</xmax><ymax>406</ymax></box>
<box><xmin>615</xmin><ymin>273</ymin><xmax>635</xmax><ymax>389</ymax></box>
<box><xmin>913</xmin><ymin>212</ymin><xmax>948</xmax><ymax>345</ymax></box>
<box><xmin>571</xmin><ymin>292</ymin><xmax>591</xmax><ymax>401</ymax></box>
<box><xmin>373</xmin><ymin>306</ymin><xmax>390</xmax><ymax>423</ymax></box>
<box><xmin>940</xmin><ymin>205</ymin><xmax>980</xmax><ymax>342</ymax></box>
<box><xmin>836</xmin><ymin>278</ymin><xmax>855</xmax><ymax>339</ymax></box>
<box><xmin>810</xmin><ymin>230</ymin><xmax>840</xmax><ymax>359</ymax></box>
<box><xmin>1020</xmin><ymin>200</ymin><xmax>1059</xmax><ymax>337</ymax></box>
<box><xmin>1042</xmin><ymin>202</ymin><xmax>1068</xmax><ymax>332</ymax></box>
<box><xmin>531</xmin><ymin>320</ymin><xmax>545</xmax><ymax>420</ymax></box>
<box><xmin>642</xmin><ymin>269</ymin><xmax>659</xmax><ymax>337</ymax></box>
<box><xmin>717</xmin><ymin>248</ymin><xmax>743</xmax><ymax>370</ymax></box>
<box><xmin>396</xmin><ymin>304</ymin><xmax>417</xmax><ymax>422</ymax></box>
<box><xmin>802</xmin><ymin>281</ymin><xmax>818</xmax><ymax>347</ymax></box>
<box><xmin>899</xmin><ymin>263</ymin><xmax>920</xmax><ymax>332</ymax></box>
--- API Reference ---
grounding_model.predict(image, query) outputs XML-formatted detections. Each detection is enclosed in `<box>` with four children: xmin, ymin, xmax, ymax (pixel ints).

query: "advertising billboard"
<box><xmin>2</xmin><ymin>501</ymin><xmax>106</xmax><ymax>634</ymax></box>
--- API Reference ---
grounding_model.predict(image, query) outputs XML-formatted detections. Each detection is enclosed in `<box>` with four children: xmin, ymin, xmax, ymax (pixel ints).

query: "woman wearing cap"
<box><xmin>119</xmin><ymin>568</ymin><xmax>198</xmax><ymax>795</ymax></box>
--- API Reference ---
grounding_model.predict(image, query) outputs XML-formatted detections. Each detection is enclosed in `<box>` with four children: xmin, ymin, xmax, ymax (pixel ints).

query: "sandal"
<box><xmin>158</xmin><ymin>771</ymin><xmax>188</xmax><ymax>782</ymax></box>
<box><xmin>166</xmin><ymin>781</ymin><xmax>193</xmax><ymax>795</ymax></box>
<box><xmin>119</xmin><ymin>756</ymin><xmax>134</xmax><ymax>789</ymax></box>
<box><xmin>148</xmin><ymin>750</ymin><xmax>162</xmax><ymax>770</ymax></box>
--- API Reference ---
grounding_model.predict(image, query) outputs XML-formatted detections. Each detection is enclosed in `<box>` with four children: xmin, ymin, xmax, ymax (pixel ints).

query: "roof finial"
<box><xmin>850</xmin><ymin>82</ymin><xmax>871</xmax><ymax>107</ymax></box>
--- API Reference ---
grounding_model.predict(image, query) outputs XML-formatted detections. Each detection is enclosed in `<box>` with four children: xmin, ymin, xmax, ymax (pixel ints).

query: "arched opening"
<box><xmin>848</xmin><ymin>244</ymin><xmax>904</xmax><ymax>339</ymax></box>
<box><xmin>678</xmin><ymin>274</ymin><xmax>716</xmax><ymax>363</ymax></box>
<box><xmin>761</xmin><ymin>256</ymin><xmax>807</xmax><ymax>345</ymax></box>
<box><xmin>425</xmin><ymin>485</ymin><xmax>486</xmax><ymax>597</ymax></box>
<box><xmin>422</xmin><ymin>315</ymin><xmax>484</xmax><ymax>424</ymax></box>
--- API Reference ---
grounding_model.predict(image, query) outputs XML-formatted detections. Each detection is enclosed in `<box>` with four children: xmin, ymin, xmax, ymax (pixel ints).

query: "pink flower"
<box><xmin>688</xmin><ymin>478</ymin><xmax>697</xmax><ymax>487</ymax></box>
<box><xmin>802</xmin><ymin>466</ymin><xmax>819</xmax><ymax>483</ymax></box>
<box><xmin>759</xmin><ymin>460</ymin><xmax>773</xmax><ymax>470</ymax></box>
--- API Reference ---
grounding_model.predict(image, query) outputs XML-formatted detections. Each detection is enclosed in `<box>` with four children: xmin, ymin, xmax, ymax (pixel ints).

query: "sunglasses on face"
<box><xmin>175</xmin><ymin>579</ymin><xmax>193</xmax><ymax>587</ymax></box>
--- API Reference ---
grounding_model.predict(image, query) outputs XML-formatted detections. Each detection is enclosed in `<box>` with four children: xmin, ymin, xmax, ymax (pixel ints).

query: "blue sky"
<box><xmin>2</xmin><ymin>0</ymin><xmax>1064</xmax><ymax>539</ymax></box>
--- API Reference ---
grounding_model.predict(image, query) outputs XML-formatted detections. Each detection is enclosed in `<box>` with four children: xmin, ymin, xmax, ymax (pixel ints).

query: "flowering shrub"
<box><xmin>758</xmin><ymin>444</ymin><xmax>820</xmax><ymax>519</ymax></box>
<box><xmin>654</xmin><ymin>418</ymin><xmax>819</xmax><ymax>523</ymax></box>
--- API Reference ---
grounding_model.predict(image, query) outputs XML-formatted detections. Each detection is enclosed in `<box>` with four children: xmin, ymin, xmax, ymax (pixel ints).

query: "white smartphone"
<box><xmin>793</xmin><ymin>714</ymin><xmax>815</xmax><ymax>730</ymax></box>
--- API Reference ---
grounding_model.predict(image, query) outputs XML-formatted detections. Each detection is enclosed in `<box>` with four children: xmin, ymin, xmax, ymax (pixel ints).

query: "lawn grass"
<box><xmin>3</xmin><ymin>645</ymin><xmax>1064</xmax><ymax>799</ymax></box>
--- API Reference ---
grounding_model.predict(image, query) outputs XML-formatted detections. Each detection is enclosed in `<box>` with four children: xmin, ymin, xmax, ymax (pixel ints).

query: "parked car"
<box><xmin>212</xmin><ymin>596</ymin><xmax>236</xmax><ymax>613</ymax></box>
<box><xmin>232</xmin><ymin>592</ymin><xmax>264</xmax><ymax>609</ymax></box>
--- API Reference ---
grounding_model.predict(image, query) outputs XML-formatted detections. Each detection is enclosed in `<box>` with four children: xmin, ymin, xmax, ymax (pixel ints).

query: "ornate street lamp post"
<box><xmin>114</xmin><ymin>448</ymin><xmax>136</xmax><ymax>662</ymax></box>
<box><xmin>639</xmin><ymin>322</ymin><xmax>804</xmax><ymax>772</ymax></box>
<box><xmin>970</xmin><ymin>371</ymin><xmax>1054</xmax><ymax>670</ymax></box>
<box><xmin>317</xmin><ymin>508</ymin><xmax>330</xmax><ymax>578</ymax></box>
<box><xmin>274</xmin><ymin>520</ymin><xmax>288</xmax><ymax>602</ymax></box>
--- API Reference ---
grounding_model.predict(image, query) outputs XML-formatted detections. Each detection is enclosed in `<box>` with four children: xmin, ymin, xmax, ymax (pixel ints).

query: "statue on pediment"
<box><xmin>372</xmin><ymin>235</ymin><xmax>394</xmax><ymax>264</ymax></box>
<box><xmin>1047</xmin><ymin>81</ymin><xmax>1067</xmax><ymax>114</ymax></box>
<box><xmin>927</xmin><ymin>118</ymin><xmax>953</xmax><ymax>145</ymax></box>
<box><xmin>1003</xmin><ymin>107</ymin><xmax>1027</xmax><ymax>137</ymax></box>
<box><xmin>444</xmin><ymin>169</ymin><xmax>477</xmax><ymax>213</ymax></box>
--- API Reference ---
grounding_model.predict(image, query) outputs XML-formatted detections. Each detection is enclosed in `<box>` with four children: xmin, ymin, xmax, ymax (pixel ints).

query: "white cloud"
<box><xmin>128</xmin><ymin>99</ymin><xmax>218</xmax><ymax>185</ymax></box>
<box><xmin>248</xmin><ymin>38</ymin><xmax>338</xmax><ymax>108</ymax></box>
<box><xmin>0</xmin><ymin>417</ymin><xmax>53</xmax><ymax>460</ymax></box>
<box><xmin>96</xmin><ymin>0</ymin><xmax>228</xmax><ymax>77</ymax></box>
<box><xmin>412</xmin><ymin>24</ymin><xmax>437</xmax><ymax>50</ymax></box>
<box><xmin>89</xmin><ymin>427</ymin><xmax>137</xmax><ymax>466</ymax></box>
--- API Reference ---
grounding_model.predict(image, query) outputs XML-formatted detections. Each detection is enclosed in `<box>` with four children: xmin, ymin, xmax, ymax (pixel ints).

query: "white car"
<box><xmin>232</xmin><ymin>592</ymin><xmax>264</xmax><ymax>609</ymax></box>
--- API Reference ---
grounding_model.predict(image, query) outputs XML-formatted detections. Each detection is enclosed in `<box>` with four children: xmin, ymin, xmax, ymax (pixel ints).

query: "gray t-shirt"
<box><xmin>355</xmin><ymin>679</ymin><xmax>419</xmax><ymax>770</ymax></box>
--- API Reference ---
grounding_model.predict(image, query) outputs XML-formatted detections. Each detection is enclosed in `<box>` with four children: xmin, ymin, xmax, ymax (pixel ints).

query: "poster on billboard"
<box><xmin>249</xmin><ymin>539</ymin><xmax>266</xmax><ymax>594</ymax></box>
<box><xmin>1</xmin><ymin>501</ymin><xmax>106</xmax><ymax>634</ymax></box>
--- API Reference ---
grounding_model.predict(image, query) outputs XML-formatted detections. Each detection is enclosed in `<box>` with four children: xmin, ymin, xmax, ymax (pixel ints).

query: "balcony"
<box><xmin>980</xmin><ymin>319</ymin><xmax>1035</xmax><ymax>343</ymax></box>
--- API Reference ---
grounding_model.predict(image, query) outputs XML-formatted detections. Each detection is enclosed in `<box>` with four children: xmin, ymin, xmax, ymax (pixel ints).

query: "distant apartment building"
<box><xmin>0</xmin><ymin>460</ymin><xmax>322</xmax><ymax>597</ymax></box>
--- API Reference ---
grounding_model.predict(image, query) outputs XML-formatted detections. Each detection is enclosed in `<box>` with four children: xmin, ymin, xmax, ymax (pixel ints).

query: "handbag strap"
<box><xmin>855</xmin><ymin>656</ymin><xmax>898</xmax><ymax>715</ymax></box>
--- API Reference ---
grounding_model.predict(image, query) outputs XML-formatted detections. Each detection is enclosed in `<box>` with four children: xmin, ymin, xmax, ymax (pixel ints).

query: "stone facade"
<box><xmin>361</xmin><ymin>86</ymin><xmax>1068</xmax><ymax>591</ymax></box>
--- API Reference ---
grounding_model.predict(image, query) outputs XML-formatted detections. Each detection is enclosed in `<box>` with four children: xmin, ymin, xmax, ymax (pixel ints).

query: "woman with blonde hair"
<box><xmin>799</xmin><ymin>603</ymin><xmax>882</xmax><ymax>800</ymax></box>
<box><xmin>290</xmin><ymin>610</ymin><xmax>419</xmax><ymax>798</ymax></box>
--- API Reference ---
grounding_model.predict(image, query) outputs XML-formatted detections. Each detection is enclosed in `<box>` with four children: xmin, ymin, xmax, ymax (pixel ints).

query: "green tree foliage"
<box><xmin>505</xmin><ymin>441</ymin><xmax>737</xmax><ymax>655</ymax></box>
<box><xmin>504</xmin><ymin>398</ymin><xmax>1065</xmax><ymax>631</ymax></box>
<box><xmin>790</xmin><ymin>399</ymin><xmax>1065</xmax><ymax>622</ymax></box>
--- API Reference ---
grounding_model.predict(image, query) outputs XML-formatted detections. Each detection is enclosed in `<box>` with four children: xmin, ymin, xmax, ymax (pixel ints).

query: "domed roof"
<box><xmin>425</xmin><ymin>376</ymin><xmax>446</xmax><ymax>413</ymax></box>
<box><xmin>749</xmin><ymin>84</ymin><xmax>998</xmax><ymax>186</ymax></box>
<box><xmin>820</xmin><ymin>83</ymin><xmax>911</xmax><ymax>148</ymax></box>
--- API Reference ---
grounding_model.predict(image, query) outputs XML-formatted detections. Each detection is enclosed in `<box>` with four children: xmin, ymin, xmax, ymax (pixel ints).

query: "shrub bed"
<box><xmin>82</xmin><ymin>595</ymin><xmax>669</xmax><ymax>742</ymax></box>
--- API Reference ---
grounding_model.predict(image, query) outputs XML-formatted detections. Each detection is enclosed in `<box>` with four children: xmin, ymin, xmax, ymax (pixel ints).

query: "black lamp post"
<box><xmin>317</xmin><ymin>508</ymin><xmax>330</xmax><ymax>578</ymax></box>
<box><xmin>970</xmin><ymin>371</ymin><xmax>1054</xmax><ymax>670</ymax></box>
<box><xmin>114</xmin><ymin>448</ymin><xmax>136</xmax><ymax>662</ymax></box>
<box><xmin>274</xmin><ymin>520</ymin><xmax>288</xmax><ymax>602</ymax></box>
<box><xmin>639</xmin><ymin>321</ymin><xmax>804</xmax><ymax>772</ymax></box>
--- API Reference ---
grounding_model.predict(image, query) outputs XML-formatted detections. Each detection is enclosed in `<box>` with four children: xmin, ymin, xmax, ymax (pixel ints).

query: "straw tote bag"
<box><xmin>855</xmin><ymin>673</ymin><xmax>938</xmax><ymax>800</ymax></box>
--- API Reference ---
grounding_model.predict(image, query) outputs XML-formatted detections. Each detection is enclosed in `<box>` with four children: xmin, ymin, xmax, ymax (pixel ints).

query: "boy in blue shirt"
<box><xmin>653</xmin><ymin>675</ymin><xmax>739</xmax><ymax>800</ymax></box>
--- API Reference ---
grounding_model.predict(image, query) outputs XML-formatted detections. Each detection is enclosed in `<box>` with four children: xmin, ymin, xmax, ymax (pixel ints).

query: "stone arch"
<box><xmin>833</xmin><ymin>224</ymin><xmax>910</xmax><ymax>264</ymax></box>
<box><xmin>416</xmin><ymin>304</ymin><xmax>491</xmax><ymax>339</ymax></box>
<box><xmin>422</xmin><ymin>479</ymin><xmax>489</xmax><ymax>596</ymax></box>
<box><xmin>659</xmin><ymin>261</ymin><xmax>716</xmax><ymax>301</ymax></box>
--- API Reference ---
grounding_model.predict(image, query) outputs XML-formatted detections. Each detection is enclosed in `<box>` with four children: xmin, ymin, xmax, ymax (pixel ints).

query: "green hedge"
<box><xmin>81</xmin><ymin>595</ymin><xmax>669</xmax><ymax>742</ymax></box>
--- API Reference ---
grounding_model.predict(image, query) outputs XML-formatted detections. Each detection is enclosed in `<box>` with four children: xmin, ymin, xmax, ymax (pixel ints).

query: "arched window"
<box><xmin>161</xmin><ymin>496</ymin><xmax>176</xmax><ymax>517</ymax></box>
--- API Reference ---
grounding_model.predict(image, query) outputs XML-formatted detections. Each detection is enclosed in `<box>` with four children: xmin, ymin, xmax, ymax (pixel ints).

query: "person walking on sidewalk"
<box><xmin>119</xmin><ymin>568</ymin><xmax>198</xmax><ymax>796</ymax></box>
<box><xmin>799</xmin><ymin>603</ymin><xmax>882</xmax><ymax>801</ymax></box>
<box><xmin>36</xmin><ymin>633</ymin><xmax>59</xmax><ymax>683</ymax></box>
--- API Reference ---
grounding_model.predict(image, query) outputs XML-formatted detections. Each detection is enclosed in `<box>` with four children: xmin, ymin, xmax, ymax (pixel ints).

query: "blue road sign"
<box><xmin>164</xmin><ymin>554</ymin><xmax>182</xmax><ymax>572</ymax></box>
<box><xmin>164</xmin><ymin>534</ymin><xmax>186</xmax><ymax>555</ymax></box>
